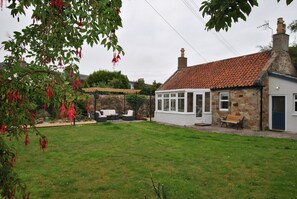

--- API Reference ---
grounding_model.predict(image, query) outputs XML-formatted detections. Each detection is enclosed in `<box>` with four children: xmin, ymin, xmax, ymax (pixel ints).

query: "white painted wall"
<box><xmin>154</xmin><ymin>112</ymin><xmax>196</xmax><ymax>126</ymax></box>
<box><xmin>155</xmin><ymin>89</ymin><xmax>212</xmax><ymax>126</ymax></box>
<box><xmin>269</xmin><ymin>75</ymin><xmax>297</xmax><ymax>132</ymax></box>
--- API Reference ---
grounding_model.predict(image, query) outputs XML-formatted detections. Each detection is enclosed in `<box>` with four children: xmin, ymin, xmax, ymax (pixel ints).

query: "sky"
<box><xmin>0</xmin><ymin>0</ymin><xmax>297</xmax><ymax>84</ymax></box>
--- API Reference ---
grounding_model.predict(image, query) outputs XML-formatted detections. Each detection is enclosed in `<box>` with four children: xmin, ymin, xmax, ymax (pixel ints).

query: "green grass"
<box><xmin>9</xmin><ymin>122</ymin><xmax>297</xmax><ymax>198</ymax></box>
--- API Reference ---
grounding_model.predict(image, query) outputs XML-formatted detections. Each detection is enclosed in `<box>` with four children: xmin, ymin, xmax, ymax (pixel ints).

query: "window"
<box><xmin>220</xmin><ymin>92</ymin><xmax>229</xmax><ymax>111</ymax></box>
<box><xmin>205</xmin><ymin>92</ymin><xmax>211</xmax><ymax>112</ymax></box>
<box><xmin>170</xmin><ymin>94</ymin><xmax>176</xmax><ymax>111</ymax></box>
<box><xmin>187</xmin><ymin>92</ymin><xmax>193</xmax><ymax>112</ymax></box>
<box><xmin>157</xmin><ymin>94</ymin><xmax>162</xmax><ymax>111</ymax></box>
<box><xmin>178</xmin><ymin>93</ymin><xmax>184</xmax><ymax>112</ymax></box>
<box><xmin>294</xmin><ymin>94</ymin><xmax>297</xmax><ymax>112</ymax></box>
<box><xmin>163</xmin><ymin>94</ymin><xmax>169</xmax><ymax>111</ymax></box>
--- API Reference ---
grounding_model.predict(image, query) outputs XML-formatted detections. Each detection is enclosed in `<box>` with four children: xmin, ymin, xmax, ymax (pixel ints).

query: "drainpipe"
<box><xmin>260</xmin><ymin>86</ymin><xmax>263</xmax><ymax>131</ymax></box>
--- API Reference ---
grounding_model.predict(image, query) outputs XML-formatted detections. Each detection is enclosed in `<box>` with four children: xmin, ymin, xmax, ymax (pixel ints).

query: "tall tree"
<box><xmin>199</xmin><ymin>0</ymin><xmax>295</xmax><ymax>31</ymax></box>
<box><xmin>84</xmin><ymin>70</ymin><xmax>129</xmax><ymax>89</ymax></box>
<box><xmin>0</xmin><ymin>0</ymin><xmax>123</xmax><ymax>198</ymax></box>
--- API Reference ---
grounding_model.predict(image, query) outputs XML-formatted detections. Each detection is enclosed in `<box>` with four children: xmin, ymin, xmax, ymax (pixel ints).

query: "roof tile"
<box><xmin>159</xmin><ymin>51</ymin><xmax>271</xmax><ymax>90</ymax></box>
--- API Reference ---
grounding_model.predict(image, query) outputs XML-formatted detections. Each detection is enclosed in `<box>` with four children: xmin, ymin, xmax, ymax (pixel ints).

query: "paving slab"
<box><xmin>189</xmin><ymin>125</ymin><xmax>297</xmax><ymax>140</ymax></box>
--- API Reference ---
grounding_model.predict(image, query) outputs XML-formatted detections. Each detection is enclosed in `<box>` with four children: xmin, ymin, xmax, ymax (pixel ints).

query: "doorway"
<box><xmin>272</xmin><ymin>96</ymin><xmax>286</xmax><ymax>130</ymax></box>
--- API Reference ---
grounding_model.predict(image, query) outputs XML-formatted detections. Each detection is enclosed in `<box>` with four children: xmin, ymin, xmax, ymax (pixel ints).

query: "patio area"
<box><xmin>190</xmin><ymin>124</ymin><xmax>297</xmax><ymax>140</ymax></box>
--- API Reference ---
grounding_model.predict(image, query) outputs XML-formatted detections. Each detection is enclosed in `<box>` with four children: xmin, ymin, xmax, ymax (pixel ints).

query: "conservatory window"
<box><xmin>187</xmin><ymin>92</ymin><xmax>193</xmax><ymax>112</ymax></box>
<box><xmin>163</xmin><ymin>94</ymin><xmax>169</xmax><ymax>111</ymax></box>
<box><xmin>157</xmin><ymin>94</ymin><xmax>162</xmax><ymax>111</ymax></box>
<box><xmin>178</xmin><ymin>93</ymin><xmax>185</xmax><ymax>112</ymax></box>
<box><xmin>170</xmin><ymin>93</ymin><xmax>176</xmax><ymax>111</ymax></box>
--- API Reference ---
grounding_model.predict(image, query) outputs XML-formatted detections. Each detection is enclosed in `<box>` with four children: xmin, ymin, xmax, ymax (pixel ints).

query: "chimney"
<box><xmin>178</xmin><ymin>48</ymin><xmax>187</xmax><ymax>70</ymax></box>
<box><xmin>272</xmin><ymin>17</ymin><xmax>289</xmax><ymax>52</ymax></box>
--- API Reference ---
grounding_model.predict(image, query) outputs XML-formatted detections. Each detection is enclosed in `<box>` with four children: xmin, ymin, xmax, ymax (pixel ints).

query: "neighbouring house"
<box><xmin>155</xmin><ymin>18</ymin><xmax>297</xmax><ymax>132</ymax></box>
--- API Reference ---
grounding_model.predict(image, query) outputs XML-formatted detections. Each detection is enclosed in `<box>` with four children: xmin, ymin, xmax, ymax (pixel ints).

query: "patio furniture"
<box><xmin>122</xmin><ymin>110</ymin><xmax>134</xmax><ymax>121</ymax></box>
<box><xmin>95</xmin><ymin>111</ymin><xmax>107</xmax><ymax>122</ymax></box>
<box><xmin>221</xmin><ymin>114</ymin><xmax>244</xmax><ymax>129</ymax></box>
<box><xmin>101</xmin><ymin>109</ymin><xmax>119</xmax><ymax>120</ymax></box>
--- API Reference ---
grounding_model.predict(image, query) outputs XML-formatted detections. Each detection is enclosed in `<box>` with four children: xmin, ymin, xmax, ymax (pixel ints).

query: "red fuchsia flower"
<box><xmin>78</xmin><ymin>17</ymin><xmax>83</xmax><ymax>29</ymax></box>
<box><xmin>6</xmin><ymin>90</ymin><xmax>13</xmax><ymax>100</ymax></box>
<box><xmin>43</xmin><ymin>103</ymin><xmax>47</xmax><ymax>111</ymax></box>
<box><xmin>59</xmin><ymin>102</ymin><xmax>67</xmax><ymax>118</ymax></box>
<box><xmin>73</xmin><ymin>79</ymin><xmax>81</xmax><ymax>90</ymax></box>
<box><xmin>112</xmin><ymin>52</ymin><xmax>121</xmax><ymax>65</ymax></box>
<box><xmin>39</xmin><ymin>137</ymin><xmax>48</xmax><ymax>151</ymax></box>
<box><xmin>24</xmin><ymin>135</ymin><xmax>30</xmax><ymax>146</ymax></box>
<box><xmin>23</xmin><ymin>125</ymin><xmax>28</xmax><ymax>133</ymax></box>
<box><xmin>51</xmin><ymin>0</ymin><xmax>64</xmax><ymax>10</ymax></box>
<box><xmin>67</xmin><ymin>103</ymin><xmax>76</xmax><ymax>124</ymax></box>
<box><xmin>75</xmin><ymin>48</ymin><xmax>79</xmax><ymax>56</ymax></box>
<box><xmin>46</xmin><ymin>86</ymin><xmax>54</xmax><ymax>99</ymax></box>
<box><xmin>58</xmin><ymin>57</ymin><xmax>63</xmax><ymax>67</ymax></box>
<box><xmin>0</xmin><ymin>123</ymin><xmax>6</xmax><ymax>134</ymax></box>
<box><xmin>30</xmin><ymin>112</ymin><xmax>36</xmax><ymax>124</ymax></box>
<box><xmin>12</xmin><ymin>90</ymin><xmax>20</xmax><ymax>101</ymax></box>
<box><xmin>86</xmin><ymin>104</ymin><xmax>90</xmax><ymax>112</ymax></box>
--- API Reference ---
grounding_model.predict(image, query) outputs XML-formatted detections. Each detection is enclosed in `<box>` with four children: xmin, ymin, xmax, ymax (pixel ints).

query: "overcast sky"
<box><xmin>1</xmin><ymin>0</ymin><xmax>297</xmax><ymax>84</ymax></box>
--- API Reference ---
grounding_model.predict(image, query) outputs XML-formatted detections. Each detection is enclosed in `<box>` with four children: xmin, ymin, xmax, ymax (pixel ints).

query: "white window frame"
<box><xmin>219</xmin><ymin>92</ymin><xmax>229</xmax><ymax>111</ymax></box>
<box><xmin>170</xmin><ymin>93</ymin><xmax>177</xmax><ymax>111</ymax></box>
<box><xmin>293</xmin><ymin>93</ymin><xmax>297</xmax><ymax>114</ymax></box>
<box><xmin>178</xmin><ymin>92</ymin><xmax>185</xmax><ymax>112</ymax></box>
<box><xmin>163</xmin><ymin>94</ymin><xmax>169</xmax><ymax>111</ymax></box>
<box><xmin>204</xmin><ymin>92</ymin><xmax>211</xmax><ymax>113</ymax></box>
<box><xmin>157</xmin><ymin>94</ymin><xmax>162</xmax><ymax>111</ymax></box>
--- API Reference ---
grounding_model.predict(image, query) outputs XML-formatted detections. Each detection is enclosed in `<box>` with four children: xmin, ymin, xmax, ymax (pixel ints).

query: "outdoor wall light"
<box><xmin>275</xmin><ymin>86</ymin><xmax>280</xmax><ymax>90</ymax></box>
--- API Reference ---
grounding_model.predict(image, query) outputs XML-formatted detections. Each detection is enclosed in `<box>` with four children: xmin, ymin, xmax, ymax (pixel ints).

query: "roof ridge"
<box><xmin>189</xmin><ymin>50</ymin><xmax>271</xmax><ymax>68</ymax></box>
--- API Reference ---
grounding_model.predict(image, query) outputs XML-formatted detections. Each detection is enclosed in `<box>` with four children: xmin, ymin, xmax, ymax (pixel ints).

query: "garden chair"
<box><xmin>95</xmin><ymin>111</ymin><xmax>107</xmax><ymax>122</ymax></box>
<box><xmin>122</xmin><ymin>110</ymin><xmax>134</xmax><ymax>121</ymax></box>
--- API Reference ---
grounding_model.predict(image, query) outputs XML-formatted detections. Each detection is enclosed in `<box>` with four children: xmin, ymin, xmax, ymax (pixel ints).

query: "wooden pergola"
<box><xmin>82</xmin><ymin>87</ymin><xmax>140</xmax><ymax>94</ymax></box>
<box><xmin>82</xmin><ymin>87</ymin><xmax>141</xmax><ymax>120</ymax></box>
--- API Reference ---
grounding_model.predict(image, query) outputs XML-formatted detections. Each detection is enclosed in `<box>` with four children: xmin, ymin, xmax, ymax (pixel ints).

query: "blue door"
<box><xmin>272</xmin><ymin>96</ymin><xmax>285</xmax><ymax>130</ymax></box>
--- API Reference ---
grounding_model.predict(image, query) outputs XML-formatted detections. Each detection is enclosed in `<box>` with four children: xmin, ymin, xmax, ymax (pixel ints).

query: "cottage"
<box><xmin>155</xmin><ymin>18</ymin><xmax>297</xmax><ymax>132</ymax></box>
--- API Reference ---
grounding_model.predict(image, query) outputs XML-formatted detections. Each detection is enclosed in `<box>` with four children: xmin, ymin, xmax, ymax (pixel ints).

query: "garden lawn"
<box><xmin>10</xmin><ymin>122</ymin><xmax>297</xmax><ymax>198</ymax></box>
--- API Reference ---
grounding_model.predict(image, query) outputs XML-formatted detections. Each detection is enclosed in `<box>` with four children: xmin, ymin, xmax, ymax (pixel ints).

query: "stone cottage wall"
<box><xmin>261</xmin><ymin>73</ymin><xmax>270</xmax><ymax>130</ymax></box>
<box><xmin>211</xmin><ymin>88</ymin><xmax>263</xmax><ymax>130</ymax></box>
<box><xmin>270</xmin><ymin>51</ymin><xmax>297</xmax><ymax>76</ymax></box>
<box><xmin>88</xmin><ymin>94</ymin><xmax>155</xmax><ymax>119</ymax></box>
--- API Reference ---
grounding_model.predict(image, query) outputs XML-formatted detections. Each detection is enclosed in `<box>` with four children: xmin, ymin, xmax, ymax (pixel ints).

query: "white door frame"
<box><xmin>269</xmin><ymin>95</ymin><xmax>287</xmax><ymax>131</ymax></box>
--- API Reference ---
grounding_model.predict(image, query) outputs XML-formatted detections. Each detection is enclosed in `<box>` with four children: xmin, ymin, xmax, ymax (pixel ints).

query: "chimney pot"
<box><xmin>178</xmin><ymin>48</ymin><xmax>187</xmax><ymax>70</ymax></box>
<box><xmin>272</xmin><ymin>18</ymin><xmax>289</xmax><ymax>52</ymax></box>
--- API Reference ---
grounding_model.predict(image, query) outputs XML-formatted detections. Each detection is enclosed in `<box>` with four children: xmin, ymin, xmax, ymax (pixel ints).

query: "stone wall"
<box><xmin>270</xmin><ymin>51</ymin><xmax>297</xmax><ymax>76</ymax></box>
<box><xmin>211</xmin><ymin>88</ymin><xmax>265</xmax><ymax>130</ymax></box>
<box><xmin>88</xmin><ymin>94</ymin><xmax>155</xmax><ymax>119</ymax></box>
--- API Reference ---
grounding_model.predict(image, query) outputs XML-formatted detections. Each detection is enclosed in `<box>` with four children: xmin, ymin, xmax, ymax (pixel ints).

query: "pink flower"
<box><xmin>46</xmin><ymin>86</ymin><xmax>54</xmax><ymax>99</ymax></box>
<box><xmin>78</xmin><ymin>17</ymin><xmax>83</xmax><ymax>29</ymax></box>
<box><xmin>112</xmin><ymin>52</ymin><xmax>121</xmax><ymax>65</ymax></box>
<box><xmin>1</xmin><ymin>123</ymin><xmax>6</xmax><ymax>134</ymax></box>
<box><xmin>67</xmin><ymin>103</ymin><xmax>76</xmax><ymax>124</ymax></box>
<box><xmin>59</xmin><ymin>102</ymin><xmax>67</xmax><ymax>118</ymax></box>
<box><xmin>86</xmin><ymin>104</ymin><xmax>90</xmax><ymax>112</ymax></box>
<box><xmin>73</xmin><ymin>79</ymin><xmax>81</xmax><ymax>90</ymax></box>
<box><xmin>39</xmin><ymin>137</ymin><xmax>48</xmax><ymax>151</ymax></box>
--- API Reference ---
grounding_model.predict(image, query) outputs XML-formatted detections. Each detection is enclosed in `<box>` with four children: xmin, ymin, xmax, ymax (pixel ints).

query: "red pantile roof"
<box><xmin>159</xmin><ymin>51</ymin><xmax>272</xmax><ymax>90</ymax></box>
